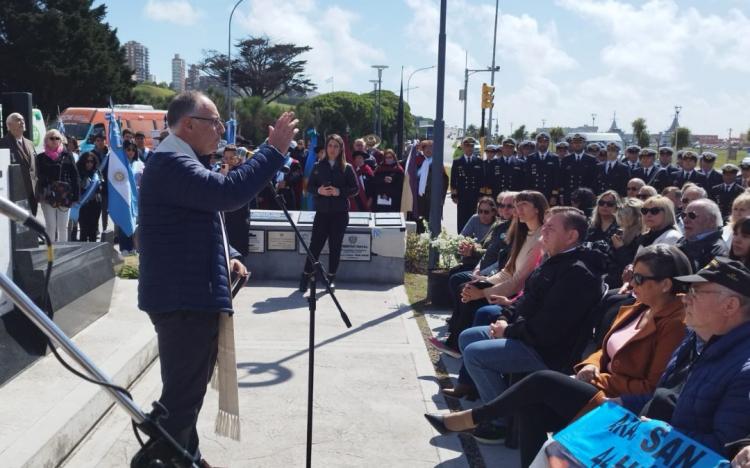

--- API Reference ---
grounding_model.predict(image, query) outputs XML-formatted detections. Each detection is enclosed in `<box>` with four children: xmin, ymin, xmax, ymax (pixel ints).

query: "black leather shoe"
<box><xmin>327</xmin><ymin>274</ymin><xmax>336</xmax><ymax>292</ymax></box>
<box><xmin>424</xmin><ymin>413</ymin><xmax>450</xmax><ymax>435</ymax></box>
<box><xmin>298</xmin><ymin>273</ymin><xmax>310</xmax><ymax>292</ymax></box>
<box><xmin>442</xmin><ymin>383</ymin><xmax>479</xmax><ymax>401</ymax></box>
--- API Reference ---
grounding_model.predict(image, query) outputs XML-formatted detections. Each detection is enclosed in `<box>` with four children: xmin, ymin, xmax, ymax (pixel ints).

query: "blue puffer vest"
<box><xmin>137</xmin><ymin>144</ymin><xmax>284</xmax><ymax>314</ymax></box>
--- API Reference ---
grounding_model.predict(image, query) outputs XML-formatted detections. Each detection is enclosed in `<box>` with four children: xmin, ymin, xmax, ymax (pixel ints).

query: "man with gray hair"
<box><xmin>137</xmin><ymin>91</ymin><xmax>298</xmax><ymax>463</ymax></box>
<box><xmin>677</xmin><ymin>198</ymin><xmax>727</xmax><ymax>272</ymax></box>
<box><xmin>0</xmin><ymin>112</ymin><xmax>37</xmax><ymax>215</ymax></box>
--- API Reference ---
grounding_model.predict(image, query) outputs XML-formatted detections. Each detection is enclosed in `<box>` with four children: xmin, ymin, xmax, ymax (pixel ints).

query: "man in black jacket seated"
<box><xmin>459</xmin><ymin>206</ymin><xmax>605</xmax><ymax>441</ymax></box>
<box><xmin>677</xmin><ymin>198</ymin><xmax>728</xmax><ymax>272</ymax></box>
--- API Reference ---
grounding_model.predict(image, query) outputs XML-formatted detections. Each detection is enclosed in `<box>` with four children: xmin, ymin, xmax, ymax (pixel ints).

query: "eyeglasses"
<box><xmin>598</xmin><ymin>200</ymin><xmax>616</xmax><ymax>207</ymax></box>
<box><xmin>632</xmin><ymin>273</ymin><xmax>664</xmax><ymax>286</ymax></box>
<box><xmin>498</xmin><ymin>203</ymin><xmax>515</xmax><ymax>209</ymax></box>
<box><xmin>681</xmin><ymin>211</ymin><xmax>698</xmax><ymax>220</ymax></box>
<box><xmin>640</xmin><ymin>207</ymin><xmax>663</xmax><ymax>215</ymax></box>
<box><xmin>49</xmin><ymin>136</ymin><xmax>61</xmax><ymax>141</ymax></box>
<box><xmin>190</xmin><ymin>115</ymin><xmax>224</xmax><ymax>128</ymax></box>
<box><xmin>478</xmin><ymin>209</ymin><xmax>494</xmax><ymax>214</ymax></box>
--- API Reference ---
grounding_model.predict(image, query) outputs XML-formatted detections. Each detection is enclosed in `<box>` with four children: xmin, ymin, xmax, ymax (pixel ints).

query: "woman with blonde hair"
<box><xmin>299</xmin><ymin>134</ymin><xmax>358</xmax><ymax>292</ymax></box>
<box><xmin>606</xmin><ymin>197</ymin><xmax>643</xmax><ymax>288</ymax></box>
<box><xmin>722</xmin><ymin>192</ymin><xmax>750</xmax><ymax>244</ymax></box>
<box><xmin>36</xmin><ymin>129</ymin><xmax>79</xmax><ymax>242</ymax></box>
<box><xmin>587</xmin><ymin>190</ymin><xmax>621</xmax><ymax>243</ymax></box>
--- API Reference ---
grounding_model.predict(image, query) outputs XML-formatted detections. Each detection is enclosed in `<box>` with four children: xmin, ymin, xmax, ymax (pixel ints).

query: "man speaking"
<box><xmin>137</xmin><ymin>91</ymin><xmax>297</xmax><ymax>463</ymax></box>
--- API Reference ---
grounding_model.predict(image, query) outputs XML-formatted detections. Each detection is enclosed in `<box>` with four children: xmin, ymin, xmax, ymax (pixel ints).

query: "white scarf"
<box><xmin>418</xmin><ymin>157</ymin><xmax>432</xmax><ymax>196</ymax></box>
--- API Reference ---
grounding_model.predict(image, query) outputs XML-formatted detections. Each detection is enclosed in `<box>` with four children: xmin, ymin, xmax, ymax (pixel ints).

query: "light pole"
<box><xmin>461</xmin><ymin>50</ymin><xmax>499</xmax><ymax>139</ymax></box>
<box><xmin>406</xmin><ymin>65</ymin><xmax>436</xmax><ymax>104</ymax></box>
<box><xmin>226</xmin><ymin>0</ymin><xmax>246</xmax><ymax>120</ymax></box>
<box><xmin>487</xmin><ymin>0</ymin><xmax>500</xmax><ymax>141</ymax></box>
<box><xmin>369</xmin><ymin>79</ymin><xmax>379</xmax><ymax>134</ymax></box>
<box><xmin>429</xmin><ymin>0</ymin><xmax>448</xmax><ymax>269</ymax></box>
<box><xmin>372</xmin><ymin>65</ymin><xmax>388</xmax><ymax>137</ymax></box>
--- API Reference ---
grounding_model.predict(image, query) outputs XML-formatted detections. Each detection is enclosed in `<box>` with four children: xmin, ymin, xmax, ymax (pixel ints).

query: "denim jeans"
<box><xmin>459</xmin><ymin>326</ymin><xmax>547</xmax><ymax>405</ymax></box>
<box><xmin>456</xmin><ymin>304</ymin><xmax>505</xmax><ymax>387</ymax></box>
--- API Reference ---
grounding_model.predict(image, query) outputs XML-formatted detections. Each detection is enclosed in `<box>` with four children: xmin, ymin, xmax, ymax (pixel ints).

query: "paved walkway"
<box><xmin>62</xmin><ymin>280</ymin><xmax>520</xmax><ymax>467</ymax></box>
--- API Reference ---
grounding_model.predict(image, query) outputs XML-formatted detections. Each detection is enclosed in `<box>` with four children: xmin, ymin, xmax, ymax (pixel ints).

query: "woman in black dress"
<box><xmin>299</xmin><ymin>134</ymin><xmax>358</xmax><ymax>292</ymax></box>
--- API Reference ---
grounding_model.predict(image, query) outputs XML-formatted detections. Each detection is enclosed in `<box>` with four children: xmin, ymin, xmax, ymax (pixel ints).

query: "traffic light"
<box><xmin>481</xmin><ymin>83</ymin><xmax>495</xmax><ymax>109</ymax></box>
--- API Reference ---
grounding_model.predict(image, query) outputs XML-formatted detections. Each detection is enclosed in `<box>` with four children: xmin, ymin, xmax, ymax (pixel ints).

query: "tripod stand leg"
<box><xmin>306</xmin><ymin>273</ymin><xmax>317</xmax><ymax>468</ymax></box>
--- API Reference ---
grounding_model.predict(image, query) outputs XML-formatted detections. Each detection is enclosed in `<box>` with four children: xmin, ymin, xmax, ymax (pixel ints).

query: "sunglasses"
<box><xmin>598</xmin><ymin>200</ymin><xmax>616</xmax><ymax>207</ymax></box>
<box><xmin>681</xmin><ymin>211</ymin><xmax>698</xmax><ymax>220</ymax></box>
<box><xmin>498</xmin><ymin>203</ymin><xmax>515</xmax><ymax>209</ymax></box>
<box><xmin>49</xmin><ymin>136</ymin><xmax>61</xmax><ymax>141</ymax></box>
<box><xmin>478</xmin><ymin>209</ymin><xmax>494</xmax><ymax>215</ymax></box>
<box><xmin>627</xmin><ymin>186</ymin><xmax>639</xmax><ymax>192</ymax></box>
<box><xmin>631</xmin><ymin>273</ymin><xmax>664</xmax><ymax>286</ymax></box>
<box><xmin>640</xmin><ymin>207</ymin><xmax>663</xmax><ymax>215</ymax></box>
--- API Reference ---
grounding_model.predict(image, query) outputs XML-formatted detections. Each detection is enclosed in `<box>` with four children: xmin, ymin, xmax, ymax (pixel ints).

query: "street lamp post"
<box><xmin>372</xmin><ymin>65</ymin><xmax>388</xmax><ymax>137</ymax></box>
<box><xmin>406</xmin><ymin>65</ymin><xmax>436</xmax><ymax>104</ymax></box>
<box><xmin>369</xmin><ymin>79</ymin><xmax>379</xmax><ymax>134</ymax></box>
<box><xmin>227</xmin><ymin>0</ymin><xmax>246</xmax><ymax>120</ymax></box>
<box><xmin>487</xmin><ymin>0</ymin><xmax>500</xmax><ymax>141</ymax></box>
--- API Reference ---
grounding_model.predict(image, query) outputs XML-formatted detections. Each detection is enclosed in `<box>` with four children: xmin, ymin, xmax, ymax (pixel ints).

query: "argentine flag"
<box><xmin>106</xmin><ymin>112</ymin><xmax>138</xmax><ymax>236</ymax></box>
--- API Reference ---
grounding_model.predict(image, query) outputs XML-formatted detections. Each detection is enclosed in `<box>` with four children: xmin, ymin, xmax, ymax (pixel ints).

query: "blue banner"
<box><xmin>106</xmin><ymin>110</ymin><xmax>138</xmax><ymax>237</ymax></box>
<box><xmin>69</xmin><ymin>172</ymin><xmax>100</xmax><ymax>223</ymax></box>
<box><xmin>552</xmin><ymin>402</ymin><xmax>729</xmax><ymax>468</ymax></box>
<box><xmin>225</xmin><ymin>119</ymin><xmax>236</xmax><ymax>145</ymax></box>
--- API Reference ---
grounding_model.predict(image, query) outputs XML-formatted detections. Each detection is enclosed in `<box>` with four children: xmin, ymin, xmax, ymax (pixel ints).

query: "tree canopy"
<box><xmin>0</xmin><ymin>0</ymin><xmax>134</xmax><ymax>116</ymax></box>
<box><xmin>200</xmin><ymin>36</ymin><xmax>316</xmax><ymax>103</ymax></box>
<box><xmin>672</xmin><ymin>127</ymin><xmax>691</xmax><ymax>149</ymax></box>
<box><xmin>632</xmin><ymin>118</ymin><xmax>650</xmax><ymax>148</ymax></box>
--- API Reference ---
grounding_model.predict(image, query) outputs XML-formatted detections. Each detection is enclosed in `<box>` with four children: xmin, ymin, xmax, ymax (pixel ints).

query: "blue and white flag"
<box><xmin>69</xmin><ymin>172</ymin><xmax>101</xmax><ymax>223</ymax></box>
<box><xmin>106</xmin><ymin>110</ymin><xmax>138</xmax><ymax>236</ymax></box>
<box><xmin>225</xmin><ymin>119</ymin><xmax>236</xmax><ymax>145</ymax></box>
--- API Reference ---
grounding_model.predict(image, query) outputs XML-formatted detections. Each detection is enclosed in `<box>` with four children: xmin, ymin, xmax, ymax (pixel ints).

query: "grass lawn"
<box><xmin>404</xmin><ymin>272</ymin><xmax>427</xmax><ymax>314</ymax></box>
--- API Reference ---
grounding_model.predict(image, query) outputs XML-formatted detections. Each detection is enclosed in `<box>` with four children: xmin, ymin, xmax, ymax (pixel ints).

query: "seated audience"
<box><xmin>606</xmin><ymin>197</ymin><xmax>643</xmax><ymax>288</ymax></box>
<box><xmin>571</xmin><ymin>187</ymin><xmax>595</xmax><ymax>218</ymax></box>
<box><xmin>723</xmin><ymin>192</ymin><xmax>750</xmax><ymax>243</ymax></box>
<box><xmin>454</xmin><ymin>207</ymin><xmax>606</xmax><ymax>443</ymax></box>
<box><xmin>426</xmin><ymin>245</ymin><xmax>691</xmax><ymax>464</ymax></box>
<box><xmin>429</xmin><ymin>191</ymin><xmax>547</xmax><ymax>357</ymax></box>
<box><xmin>636</xmin><ymin>184</ymin><xmax>657</xmax><ymax>201</ymax></box>
<box><xmin>625</xmin><ymin>178</ymin><xmax>645</xmax><ymax>199</ymax></box>
<box><xmin>676</xmin><ymin>199</ymin><xmax>728</xmax><ymax>272</ymax></box>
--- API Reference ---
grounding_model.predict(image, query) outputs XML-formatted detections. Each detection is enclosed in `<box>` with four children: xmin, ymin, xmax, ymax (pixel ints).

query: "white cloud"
<box><xmin>143</xmin><ymin>0</ymin><xmax>203</xmax><ymax>26</ymax></box>
<box><xmin>235</xmin><ymin>0</ymin><xmax>386</xmax><ymax>91</ymax></box>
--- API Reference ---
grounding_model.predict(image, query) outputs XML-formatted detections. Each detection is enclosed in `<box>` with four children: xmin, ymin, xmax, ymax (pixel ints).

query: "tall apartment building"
<box><xmin>124</xmin><ymin>40</ymin><xmax>150</xmax><ymax>83</ymax></box>
<box><xmin>171</xmin><ymin>54</ymin><xmax>186</xmax><ymax>93</ymax></box>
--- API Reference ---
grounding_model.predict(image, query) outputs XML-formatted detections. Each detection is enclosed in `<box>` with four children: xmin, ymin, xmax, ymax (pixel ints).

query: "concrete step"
<box><xmin>0</xmin><ymin>279</ymin><xmax>157</xmax><ymax>468</ymax></box>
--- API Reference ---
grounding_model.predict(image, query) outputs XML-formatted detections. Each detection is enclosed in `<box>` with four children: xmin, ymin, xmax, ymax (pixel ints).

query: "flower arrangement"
<box><xmin>407</xmin><ymin>220</ymin><xmax>472</xmax><ymax>271</ymax></box>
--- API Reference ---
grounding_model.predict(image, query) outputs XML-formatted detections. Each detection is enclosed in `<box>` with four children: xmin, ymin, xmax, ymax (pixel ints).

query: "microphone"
<box><xmin>0</xmin><ymin>196</ymin><xmax>46</xmax><ymax>235</ymax></box>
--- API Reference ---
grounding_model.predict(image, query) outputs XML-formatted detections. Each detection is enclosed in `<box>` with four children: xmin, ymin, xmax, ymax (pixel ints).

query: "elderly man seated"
<box><xmin>677</xmin><ymin>199</ymin><xmax>728</xmax><ymax>272</ymax></box>
<box><xmin>617</xmin><ymin>257</ymin><xmax>750</xmax><ymax>458</ymax></box>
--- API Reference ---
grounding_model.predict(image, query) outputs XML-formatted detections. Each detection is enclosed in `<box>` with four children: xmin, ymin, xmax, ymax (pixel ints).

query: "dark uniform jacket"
<box><xmin>632</xmin><ymin>165</ymin><xmax>670</xmax><ymax>193</ymax></box>
<box><xmin>595</xmin><ymin>160</ymin><xmax>630</xmax><ymax>197</ymax></box>
<box><xmin>485</xmin><ymin>155</ymin><xmax>524</xmax><ymax>198</ymax></box>
<box><xmin>676</xmin><ymin>229</ymin><xmax>728</xmax><ymax>273</ymax></box>
<box><xmin>499</xmin><ymin>245</ymin><xmax>606</xmax><ymax>373</ymax></box>
<box><xmin>558</xmin><ymin>153</ymin><xmax>598</xmax><ymax>205</ymax></box>
<box><xmin>524</xmin><ymin>151</ymin><xmax>559</xmax><ymax>200</ymax></box>
<box><xmin>711</xmin><ymin>182</ymin><xmax>744</xmax><ymax>220</ymax></box>
<box><xmin>672</xmin><ymin>169</ymin><xmax>708</xmax><ymax>189</ymax></box>
<box><xmin>701</xmin><ymin>169</ymin><xmax>723</xmax><ymax>190</ymax></box>
<box><xmin>0</xmin><ymin>133</ymin><xmax>38</xmax><ymax>215</ymax></box>
<box><xmin>450</xmin><ymin>155</ymin><xmax>485</xmax><ymax>202</ymax></box>
<box><xmin>657</xmin><ymin>162</ymin><xmax>680</xmax><ymax>178</ymax></box>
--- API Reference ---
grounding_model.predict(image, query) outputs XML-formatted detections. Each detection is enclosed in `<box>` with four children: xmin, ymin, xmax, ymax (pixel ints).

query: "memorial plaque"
<box><xmin>250</xmin><ymin>210</ymin><xmax>288</xmax><ymax>223</ymax></box>
<box><xmin>297</xmin><ymin>211</ymin><xmax>316</xmax><ymax>224</ymax></box>
<box><xmin>341</xmin><ymin>233</ymin><xmax>371</xmax><ymax>261</ymax></box>
<box><xmin>375</xmin><ymin>212</ymin><xmax>402</xmax><ymax>219</ymax></box>
<box><xmin>267</xmin><ymin>231</ymin><xmax>296</xmax><ymax>250</ymax></box>
<box><xmin>347</xmin><ymin>217</ymin><xmax>371</xmax><ymax>226</ymax></box>
<box><xmin>299</xmin><ymin>231</ymin><xmax>328</xmax><ymax>255</ymax></box>
<box><xmin>248</xmin><ymin>230</ymin><xmax>265</xmax><ymax>253</ymax></box>
<box><xmin>349</xmin><ymin>212</ymin><xmax>371</xmax><ymax>219</ymax></box>
<box><xmin>374</xmin><ymin>218</ymin><xmax>403</xmax><ymax>227</ymax></box>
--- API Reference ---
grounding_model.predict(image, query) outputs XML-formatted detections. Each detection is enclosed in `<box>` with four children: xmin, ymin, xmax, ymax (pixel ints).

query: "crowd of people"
<box><xmin>420</xmin><ymin>133</ymin><xmax>750</xmax><ymax>466</ymax></box>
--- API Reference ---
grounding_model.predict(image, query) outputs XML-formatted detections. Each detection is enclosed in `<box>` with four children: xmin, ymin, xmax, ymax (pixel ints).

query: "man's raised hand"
<box><xmin>267</xmin><ymin>111</ymin><xmax>299</xmax><ymax>153</ymax></box>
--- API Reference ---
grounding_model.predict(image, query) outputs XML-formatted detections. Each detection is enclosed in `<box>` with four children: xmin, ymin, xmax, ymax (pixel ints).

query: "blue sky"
<box><xmin>98</xmin><ymin>0</ymin><xmax>750</xmax><ymax>137</ymax></box>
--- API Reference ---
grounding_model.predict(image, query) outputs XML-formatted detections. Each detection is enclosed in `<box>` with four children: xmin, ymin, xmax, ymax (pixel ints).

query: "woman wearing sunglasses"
<box><xmin>425</xmin><ymin>244</ymin><xmax>691</xmax><ymax>467</ymax></box>
<box><xmin>459</xmin><ymin>197</ymin><xmax>497</xmax><ymax>241</ymax></box>
<box><xmin>35</xmin><ymin>129</ymin><xmax>80</xmax><ymax>242</ymax></box>
<box><xmin>587</xmin><ymin>190</ymin><xmax>621</xmax><ymax>243</ymax></box>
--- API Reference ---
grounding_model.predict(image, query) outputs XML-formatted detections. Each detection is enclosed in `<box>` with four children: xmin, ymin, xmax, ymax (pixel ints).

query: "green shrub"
<box><xmin>117</xmin><ymin>264</ymin><xmax>139</xmax><ymax>279</ymax></box>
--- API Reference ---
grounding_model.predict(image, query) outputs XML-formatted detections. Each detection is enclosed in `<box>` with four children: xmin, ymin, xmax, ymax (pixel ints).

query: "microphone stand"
<box><xmin>266</xmin><ymin>180</ymin><xmax>351</xmax><ymax>468</ymax></box>
<box><xmin>0</xmin><ymin>272</ymin><xmax>199</xmax><ymax>468</ymax></box>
